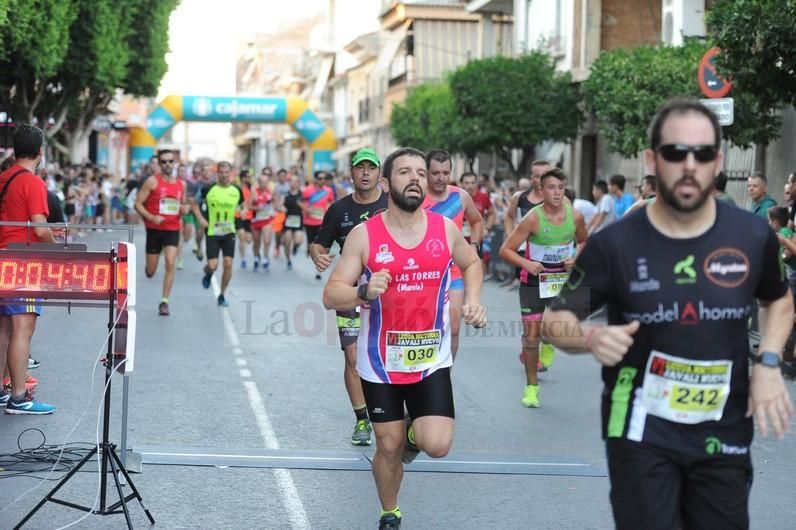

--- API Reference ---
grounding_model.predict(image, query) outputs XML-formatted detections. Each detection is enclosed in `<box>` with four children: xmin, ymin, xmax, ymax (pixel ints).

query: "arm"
<box><xmin>503</xmin><ymin>191</ymin><xmax>521</xmax><ymax>233</ymax></box>
<box><xmin>180</xmin><ymin>181</ymin><xmax>191</xmax><ymax>214</ymax></box>
<box><xmin>192</xmin><ymin>186</ymin><xmax>208</xmax><ymax>229</ymax></box>
<box><xmin>498</xmin><ymin>212</ymin><xmax>543</xmax><ymax>276</ymax></box>
<box><xmin>446</xmin><ymin>218</ymin><xmax>487</xmax><ymax>327</ymax></box>
<box><xmin>484</xmin><ymin>204</ymin><xmax>496</xmax><ymax>232</ymax></box>
<box><xmin>323</xmin><ymin>224</ymin><xmax>390</xmax><ymax>310</ymax></box>
<box><xmin>310</xmin><ymin>205</ymin><xmax>336</xmax><ymax>272</ymax></box>
<box><xmin>30</xmin><ymin>213</ymin><xmax>55</xmax><ymax>243</ymax></box>
<box><xmin>562</xmin><ymin>210</ymin><xmax>589</xmax><ymax>272</ymax></box>
<box><xmin>460</xmin><ymin>191</ymin><xmax>484</xmax><ymax>245</ymax></box>
<box><xmin>587</xmin><ymin>211</ymin><xmax>605</xmax><ymax>234</ymax></box>
<box><xmin>134</xmin><ymin>177</ymin><xmax>162</xmax><ymax>225</ymax></box>
<box><xmin>777</xmin><ymin>232</ymin><xmax>796</xmax><ymax>256</ymax></box>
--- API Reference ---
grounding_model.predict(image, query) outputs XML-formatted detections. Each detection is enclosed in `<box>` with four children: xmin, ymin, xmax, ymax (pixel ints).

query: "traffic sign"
<box><xmin>700</xmin><ymin>97</ymin><xmax>734</xmax><ymax>126</ymax></box>
<box><xmin>698</xmin><ymin>47</ymin><xmax>732</xmax><ymax>98</ymax></box>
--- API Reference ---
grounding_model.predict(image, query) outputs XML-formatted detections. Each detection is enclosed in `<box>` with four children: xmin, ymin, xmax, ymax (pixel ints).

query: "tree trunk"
<box><xmin>64</xmin><ymin>128</ymin><xmax>91</xmax><ymax>164</ymax></box>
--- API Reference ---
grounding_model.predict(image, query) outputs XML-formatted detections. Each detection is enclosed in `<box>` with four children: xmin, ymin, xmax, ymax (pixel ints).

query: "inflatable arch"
<box><xmin>129</xmin><ymin>95</ymin><xmax>337</xmax><ymax>175</ymax></box>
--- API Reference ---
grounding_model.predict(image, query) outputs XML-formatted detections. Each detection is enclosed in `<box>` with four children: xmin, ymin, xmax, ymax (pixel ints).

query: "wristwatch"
<box><xmin>357</xmin><ymin>283</ymin><xmax>373</xmax><ymax>302</ymax></box>
<box><xmin>470</xmin><ymin>241</ymin><xmax>482</xmax><ymax>258</ymax></box>
<box><xmin>750</xmin><ymin>351</ymin><xmax>783</xmax><ymax>369</ymax></box>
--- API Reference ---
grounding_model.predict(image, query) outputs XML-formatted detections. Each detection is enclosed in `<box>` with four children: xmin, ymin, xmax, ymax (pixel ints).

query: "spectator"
<box><xmin>609</xmin><ymin>174</ymin><xmax>635</xmax><ymax>217</ymax></box>
<box><xmin>786</xmin><ymin>172</ymin><xmax>796</xmax><ymax>228</ymax></box>
<box><xmin>588</xmin><ymin>179</ymin><xmax>615</xmax><ymax>234</ymax></box>
<box><xmin>641</xmin><ymin>174</ymin><xmax>657</xmax><ymax>199</ymax></box>
<box><xmin>565</xmin><ymin>187</ymin><xmax>597</xmax><ymax>226</ymax></box>
<box><xmin>747</xmin><ymin>172</ymin><xmax>777</xmax><ymax>218</ymax></box>
<box><xmin>713</xmin><ymin>171</ymin><xmax>736</xmax><ymax>205</ymax></box>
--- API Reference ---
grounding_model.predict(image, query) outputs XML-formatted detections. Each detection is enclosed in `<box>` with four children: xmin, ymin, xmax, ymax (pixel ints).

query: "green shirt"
<box><xmin>202</xmin><ymin>184</ymin><xmax>243</xmax><ymax>236</ymax></box>
<box><xmin>751</xmin><ymin>195</ymin><xmax>777</xmax><ymax>219</ymax></box>
<box><xmin>778</xmin><ymin>227</ymin><xmax>796</xmax><ymax>268</ymax></box>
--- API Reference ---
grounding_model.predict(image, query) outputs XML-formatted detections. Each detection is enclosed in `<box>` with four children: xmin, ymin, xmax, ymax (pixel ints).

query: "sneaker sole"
<box><xmin>5</xmin><ymin>408</ymin><xmax>55</xmax><ymax>415</ymax></box>
<box><xmin>351</xmin><ymin>439</ymin><xmax>372</xmax><ymax>446</ymax></box>
<box><xmin>522</xmin><ymin>402</ymin><xmax>540</xmax><ymax>408</ymax></box>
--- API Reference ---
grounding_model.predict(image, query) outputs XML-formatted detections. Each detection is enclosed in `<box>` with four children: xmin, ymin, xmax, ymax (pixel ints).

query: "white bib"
<box><xmin>285</xmin><ymin>214</ymin><xmax>301</xmax><ymax>228</ymax></box>
<box><xmin>385</xmin><ymin>330</ymin><xmax>441</xmax><ymax>373</ymax></box>
<box><xmin>538</xmin><ymin>272</ymin><xmax>569</xmax><ymax>298</ymax></box>
<box><xmin>159</xmin><ymin>198</ymin><xmax>180</xmax><ymax>216</ymax></box>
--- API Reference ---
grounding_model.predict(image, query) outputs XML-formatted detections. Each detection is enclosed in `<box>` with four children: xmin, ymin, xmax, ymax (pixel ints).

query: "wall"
<box><xmin>600</xmin><ymin>0</ymin><xmax>662</xmax><ymax>51</ymax></box>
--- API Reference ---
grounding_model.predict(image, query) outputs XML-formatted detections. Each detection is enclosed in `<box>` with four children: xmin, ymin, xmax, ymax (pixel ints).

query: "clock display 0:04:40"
<box><xmin>0</xmin><ymin>259</ymin><xmax>112</xmax><ymax>291</ymax></box>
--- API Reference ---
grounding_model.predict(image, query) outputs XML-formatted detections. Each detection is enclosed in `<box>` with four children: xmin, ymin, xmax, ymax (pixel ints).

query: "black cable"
<box><xmin>0</xmin><ymin>428</ymin><xmax>94</xmax><ymax>480</ymax></box>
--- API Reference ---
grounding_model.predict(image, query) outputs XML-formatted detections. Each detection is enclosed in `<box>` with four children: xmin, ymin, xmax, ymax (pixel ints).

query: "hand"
<box><xmin>151</xmin><ymin>215</ymin><xmax>164</xmax><ymax>225</ymax></box>
<box><xmin>367</xmin><ymin>269</ymin><xmax>391</xmax><ymax>299</ymax></box>
<box><xmin>563</xmin><ymin>257</ymin><xmax>575</xmax><ymax>272</ymax></box>
<box><xmin>462</xmin><ymin>302</ymin><xmax>487</xmax><ymax>328</ymax></box>
<box><xmin>313</xmin><ymin>252</ymin><xmax>337</xmax><ymax>272</ymax></box>
<box><xmin>588</xmin><ymin>321</ymin><xmax>640</xmax><ymax>366</ymax></box>
<box><xmin>747</xmin><ymin>366</ymin><xmax>794</xmax><ymax>439</ymax></box>
<box><xmin>525</xmin><ymin>261</ymin><xmax>544</xmax><ymax>276</ymax></box>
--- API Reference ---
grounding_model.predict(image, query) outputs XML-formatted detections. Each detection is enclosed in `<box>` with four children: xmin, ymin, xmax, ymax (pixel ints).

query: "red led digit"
<box><xmin>92</xmin><ymin>264</ymin><xmax>110</xmax><ymax>292</ymax></box>
<box><xmin>0</xmin><ymin>261</ymin><xmax>18</xmax><ymax>289</ymax></box>
<box><xmin>25</xmin><ymin>261</ymin><xmax>43</xmax><ymax>290</ymax></box>
<box><xmin>46</xmin><ymin>263</ymin><xmax>65</xmax><ymax>288</ymax></box>
<box><xmin>72</xmin><ymin>263</ymin><xmax>89</xmax><ymax>289</ymax></box>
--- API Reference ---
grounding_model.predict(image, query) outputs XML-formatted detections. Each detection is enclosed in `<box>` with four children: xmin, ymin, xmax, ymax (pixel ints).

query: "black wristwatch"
<box><xmin>470</xmin><ymin>241</ymin><xmax>482</xmax><ymax>258</ymax></box>
<box><xmin>357</xmin><ymin>283</ymin><xmax>373</xmax><ymax>302</ymax></box>
<box><xmin>750</xmin><ymin>351</ymin><xmax>783</xmax><ymax>369</ymax></box>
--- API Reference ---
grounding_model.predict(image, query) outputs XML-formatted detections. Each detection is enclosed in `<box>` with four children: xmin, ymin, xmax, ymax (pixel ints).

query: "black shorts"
<box><xmin>606</xmin><ymin>438</ymin><xmax>752</xmax><ymax>530</ymax></box>
<box><xmin>235</xmin><ymin>218</ymin><xmax>252</xmax><ymax>233</ymax></box>
<box><xmin>65</xmin><ymin>203</ymin><xmax>76</xmax><ymax>217</ymax></box>
<box><xmin>336</xmin><ymin>309</ymin><xmax>360</xmax><ymax>350</ymax></box>
<box><xmin>95</xmin><ymin>202</ymin><xmax>105</xmax><ymax>217</ymax></box>
<box><xmin>146</xmin><ymin>228</ymin><xmax>180</xmax><ymax>255</ymax></box>
<box><xmin>519</xmin><ymin>284</ymin><xmax>549</xmax><ymax>320</ymax></box>
<box><xmin>206</xmin><ymin>234</ymin><xmax>236</xmax><ymax>260</ymax></box>
<box><xmin>304</xmin><ymin>224</ymin><xmax>320</xmax><ymax>244</ymax></box>
<box><xmin>361</xmin><ymin>367</ymin><xmax>455</xmax><ymax>423</ymax></box>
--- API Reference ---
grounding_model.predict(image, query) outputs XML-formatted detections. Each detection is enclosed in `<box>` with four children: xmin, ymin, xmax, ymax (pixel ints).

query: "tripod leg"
<box><xmin>109</xmin><ymin>446</ymin><xmax>155</xmax><ymax>525</ymax></box>
<box><xmin>106</xmin><ymin>447</ymin><xmax>133</xmax><ymax>530</ymax></box>
<box><xmin>14</xmin><ymin>447</ymin><xmax>98</xmax><ymax>530</ymax></box>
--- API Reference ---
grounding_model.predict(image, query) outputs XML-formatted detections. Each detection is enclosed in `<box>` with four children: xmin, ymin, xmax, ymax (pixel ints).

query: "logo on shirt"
<box><xmin>404</xmin><ymin>258</ymin><xmax>419</xmax><ymax>271</ymax></box>
<box><xmin>629</xmin><ymin>257</ymin><xmax>660</xmax><ymax>293</ymax></box>
<box><xmin>703</xmin><ymin>248</ymin><xmax>749</xmax><ymax>288</ymax></box>
<box><xmin>426</xmin><ymin>239</ymin><xmax>444</xmax><ymax>258</ymax></box>
<box><xmin>375</xmin><ymin>244</ymin><xmax>394</xmax><ymax>264</ymax></box>
<box><xmin>673</xmin><ymin>255</ymin><xmax>697</xmax><ymax>285</ymax></box>
<box><xmin>622</xmin><ymin>300</ymin><xmax>752</xmax><ymax>325</ymax></box>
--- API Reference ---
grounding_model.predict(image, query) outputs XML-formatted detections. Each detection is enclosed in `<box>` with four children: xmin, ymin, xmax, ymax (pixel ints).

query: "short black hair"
<box><xmin>277</xmin><ymin>168</ymin><xmax>287</xmax><ymax>176</ymax></box>
<box><xmin>13</xmin><ymin>124</ymin><xmax>44</xmax><ymax>160</ymax></box>
<box><xmin>383</xmin><ymin>147</ymin><xmax>426</xmax><ymax>181</ymax></box>
<box><xmin>648</xmin><ymin>98</ymin><xmax>721</xmax><ymax>151</ymax></box>
<box><xmin>459</xmin><ymin>171</ymin><xmax>477</xmax><ymax>184</ymax></box>
<box><xmin>425</xmin><ymin>149</ymin><xmax>451</xmax><ymax>169</ymax></box>
<box><xmin>768</xmin><ymin>205</ymin><xmax>789</xmax><ymax>227</ymax></box>
<box><xmin>642</xmin><ymin>174</ymin><xmax>657</xmax><ymax>192</ymax></box>
<box><xmin>217</xmin><ymin>161</ymin><xmax>232</xmax><ymax>170</ymax></box>
<box><xmin>609</xmin><ymin>174</ymin><xmax>626</xmax><ymax>190</ymax></box>
<box><xmin>714</xmin><ymin>171</ymin><xmax>729</xmax><ymax>192</ymax></box>
<box><xmin>540</xmin><ymin>168</ymin><xmax>567</xmax><ymax>185</ymax></box>
<box><xmin>157</xmin><ymin>149</ymin><xmax>176</xmax><ymax>161</ymax></box>
<box><xmin>593</xmin><ymin>180</ymin><xmax>608</xmax><ymax>194</ymax></box>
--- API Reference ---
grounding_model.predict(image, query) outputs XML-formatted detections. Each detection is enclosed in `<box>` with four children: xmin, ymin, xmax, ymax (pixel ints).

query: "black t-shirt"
<box><xmin>314</xmin><ymin>192</ymin><xmax>388</xmax><ymax>250</ymax></box>
<box><xmin>283</xmin><ymin>191</ymin><xmax>303</xmax><ymax>217</ymax></box>
<box><xmin>518</xmin><ymin>189</ymin><xmax>541</xmax><ymax>218</ymax></box>
<box><xmin>550</xmin><ymin>199</ymin><xmax>788</xmax><ymax>455</ymax></box>
<box><xmin>47</xmin><ymin>191</ymin><xmax>64</xmax><ymax>223</ymax></box>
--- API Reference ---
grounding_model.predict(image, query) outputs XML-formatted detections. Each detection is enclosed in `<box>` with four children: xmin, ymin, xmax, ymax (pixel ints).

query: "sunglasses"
<box><xmin>159</xmin><ymin>159</ymin><xmax>175</xmax><ymax>165</ymax></box>
<box><xmin>656</xmin><ymin>144</ymin><xmax>718</xmax><ymax>163</ymax></box>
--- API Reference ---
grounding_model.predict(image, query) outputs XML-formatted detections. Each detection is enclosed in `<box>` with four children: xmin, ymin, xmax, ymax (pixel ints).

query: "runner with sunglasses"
<box><xmin>543</xmin><ymin>99</ymin><xmax>793</xmax><ymax>529</ymax></box>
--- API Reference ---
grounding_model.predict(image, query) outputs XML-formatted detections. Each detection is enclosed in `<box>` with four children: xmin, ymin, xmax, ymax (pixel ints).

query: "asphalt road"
<box><xmin>1</xmin><ymin>227</ymin><xmax>795</xmax><ymax>529</ymax></box>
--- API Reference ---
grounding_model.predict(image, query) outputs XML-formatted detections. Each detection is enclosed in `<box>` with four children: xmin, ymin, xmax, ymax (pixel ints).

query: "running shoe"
<box><xmin>262</xmin><ymin>258</ymin><xmax>270</xmax><ymax>271</ymax></box>
<box><xmin>292</xmin><ymin>245</ymin><xmax>299</xmax><ymax>256</ymax></box>
<box><xmin>218</xmin><ymin>294</ymin><xmax>229</xmax><ymax>307</ymax></box>
<box><xmin>28</xmin><ymin>358</ymin><xmax>40</xmax><ymax>369</ymax></box>
<box><xmin>158</xmin><ymin>301</ymin><xmax>170</xmax><ymax>316</ymax></box>
<box><xmin>202</xmin><ymin>273</ymin><xmax>212</xmax><ymax>289</ymax></box>
<box><xmin>241</xmin><ymin>259</ymin><xmax>247</xmax><ymax>269</ymax></box>
<box><xmin>287</xmin><ymin>260</ymin><xmax>293</xmax><ymax>270</ymax></box>
<box><xmin>378</xmin><ymin>513</ymin><xmax>401</xmax><ymax>529</ymax></box>
<box><xmin>540</xmin><ymin>342</ymin><xmax>556</xmax><ymax>369</ymax></box>
<box><xmin>3</xmin><ymin>374</ymin><xmax>37</xmax><ymax>391</ymax></box>
<box><xmin>522</xmin><ymin>384</ymin><xmax>540</xmax><ymax>408</ymax></box>
<box><xmin>5</xmin><ymin>390</ymin><xmax>55</xmax><ymax>415</ymax></box>
<box><xmin>0</xmin><ymin>390</ymin><xmax>8</xmax><ymax>407</ymax></box>
<box><xmin>351</xmin><ymin>419</ymin><xmax>373</xmax><ymax>446</ymax></box>
<box><xmin>176</xmin><ymin>257</ymin><xmax>184</xmax><ymax>270</ymax></box>
<box><xmin>254</xmin><ymin>257</ymin><xmax>260</xmax><ymax>271</ymax></box>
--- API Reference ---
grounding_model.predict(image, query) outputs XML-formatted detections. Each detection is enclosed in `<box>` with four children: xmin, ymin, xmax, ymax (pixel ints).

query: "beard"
<box><xmin>390</xmin><ymin>184</ymin><xmax>424</xmax><ymax>212</ymax></box>
<box><xmin>657</xmin><ymin>173</ymin><xmax>714</xmax><ymax>213</ymax></box>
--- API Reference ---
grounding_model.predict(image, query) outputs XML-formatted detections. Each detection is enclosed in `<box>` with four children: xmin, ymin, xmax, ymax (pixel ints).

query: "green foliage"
<box><xmin>124</xmin><ymin>0</ymin><xmax>179</xmax><ymax>97</ymax></box>
<box><xmin>583</xmin><ymin>41</ymin><xmax>781</xmax><ymax>157</ymax></box>
<box><xmin>449</xmin><ymin>51</ymin><xmax>583</xmax><ymax>176</ymax></box>
<box><xmin>707</xmin><ymin>0</ymin><xmax>796</xmax><ymax>109</ymax></box>
<box><xmin>391</xmin><ymin>82</ymin><xmax>457</xmax><ymax>153</ymax></box>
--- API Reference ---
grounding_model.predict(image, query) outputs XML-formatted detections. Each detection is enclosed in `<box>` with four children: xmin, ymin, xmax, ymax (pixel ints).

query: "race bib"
<box><xmin>255</xmin><ymin>205</ymin><xmax>274</xmax><ymax>220</ymax></box>
<box><xmin>285</xmin><ymin>214</ymin><xmax>301</xmax><ymax>228</ymax></box>
<box><xmin>385</xmin><ymin>330</ymin><xmax>441</xmax><ymax>373</ymax></box>
<box><xmin>462</xmin><ymin>220</ymin><xmax>472</xmax><ymax>238</ymax></box>
<box><xmin>538</xmin><ymin>272</ymin><xmax>569</xmax><ymax>298</ymax></box>
<box><xmin>641</xmin><ymin>351</ymin><xmax>732</xmax><ymax>424</ymax></box>
<box><xmin>214</xmin><ymin>221</ymin><xmax>235</xmax><ymax>235</ymax></box>
<box><xmin>159</xmin><ymin>198</ymin><xmax>180</xmax><ymax>216</ymax></box>
<box><xmin>528</xmin><ymin>242</ymin><xmax>574</xmax><ymax>264</ymax></box>
<box><xmin>309</xmin><ymin>206</ymin><xmax>324</xmax><ymax>220</ymax></box>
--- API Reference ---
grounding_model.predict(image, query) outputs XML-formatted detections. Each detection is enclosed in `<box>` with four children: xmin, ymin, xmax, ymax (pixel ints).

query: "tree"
<box><xmin>707</xmin><ymin>0</ymin><xmax>796</xmax><ymax>109</ymax></box>
<box><xmin>582</xmin><ymin>41</ymin><xmax>781</xmax><ymax>158</ymax></box>
<box><xmin>390</xmin><ymin>81</ymin><xmax>482</xmax><ymax>168</ymax></box>
<box><xmin>448</xmin><ymin>52</ymin><xmax>583</xmax><ymax>177</ymax></box>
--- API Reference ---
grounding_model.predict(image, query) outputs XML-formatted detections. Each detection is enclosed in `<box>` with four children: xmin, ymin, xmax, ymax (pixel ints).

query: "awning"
<box><xmin>374</xmin><ymin>23</ymin><xmax>410</xmax><ymax>75</ymax></box>
<box><xmin>466</xmin><ymin>0</ymin><xmax>513</xmax><ymax>14</ymax></box>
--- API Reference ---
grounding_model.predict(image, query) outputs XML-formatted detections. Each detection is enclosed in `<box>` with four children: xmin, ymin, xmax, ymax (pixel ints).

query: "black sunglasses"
<box><xmin>159</xmin><ymin>159</ymin><xmax>175</xmax><ymax>165</ymax></box>
<box><xmin>656</xmin><ymin>144</ymin><xmax>718</xmax><ymax>163</ymax></box>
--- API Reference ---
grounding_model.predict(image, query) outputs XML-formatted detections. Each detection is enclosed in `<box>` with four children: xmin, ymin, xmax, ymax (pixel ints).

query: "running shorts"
<box><xmin>361</xmin><ymin>367</ymin><xmax>454</xmax><ymax>423</ymax></box>
<box><xmin>206</xmin><ymin>234</ymin><xmax>236</xmax><ymax>260</ymax></box>
<box><xmin>145</xmin><ymin>228</ymin><xmax>180</xmax><ymax>255</ymax></box>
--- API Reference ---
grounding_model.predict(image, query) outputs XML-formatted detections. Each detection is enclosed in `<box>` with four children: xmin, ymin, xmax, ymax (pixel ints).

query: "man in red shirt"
<box><xmin>460</xmin><ymin>171</ymin><xmax>496</xmax><ymax>279</ymax></box>
<box><xmin>0</xmin><ymin>124</ymin><xmax>56</xmax><ymax>414</ymax></box>
<box><xmin>134</xmin><ymin>149</ymin><xmax>189</xmax><ymax>316</ymax></box>
<box><xmin>302</xmin><ymin>171</ymin><xmax>334</xmax><ymax>278</ymax></box>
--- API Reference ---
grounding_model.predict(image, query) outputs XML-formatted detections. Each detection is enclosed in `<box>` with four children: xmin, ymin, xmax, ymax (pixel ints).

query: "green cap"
<box><xmin>352</xmin><ymin>148</ymin><xmax>380</xmax><ymax>167</ymax></box>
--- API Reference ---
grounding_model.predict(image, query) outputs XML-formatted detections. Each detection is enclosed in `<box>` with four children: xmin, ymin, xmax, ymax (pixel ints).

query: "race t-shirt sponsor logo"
<box><xmin>623</xmin><ymin>301</ymin><xmax>753</xmax><ymax>325</ymax></box>
<box><xmin>703</xmin><ymin>248</ymin><xmax>750</xmax><ymax>288</ymax></box>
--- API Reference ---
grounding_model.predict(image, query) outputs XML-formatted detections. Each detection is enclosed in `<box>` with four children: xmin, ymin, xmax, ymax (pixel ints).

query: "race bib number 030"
<box><xmin>385</xmin><ymin>330</ymin><xmax>441</xmax><ymax>373</ymax></box>
<box><xmin>159</xmin><ymin>198</ymin><xmax>180</xmax><ymax>216</ymax></box>
<box><xmin>641</xmin><ymin>351</ymin><xmax>732</xmax><ymax>424</ymax></box>
<box><xmin>538</xmin><ymin>272</ymin><xmax>569</xmax><ymax>299</ymax></box>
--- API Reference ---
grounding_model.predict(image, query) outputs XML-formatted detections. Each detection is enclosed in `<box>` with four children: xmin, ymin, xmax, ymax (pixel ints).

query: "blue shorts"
<box><xmin>0</xmin><ymin>298</ymin><xmax>41</xmax><ymax>316</ymax></box>
<box><xmin>450</xmin><ymin>278</ymin><xmax>465</xmax><ymax>291</ymax></box>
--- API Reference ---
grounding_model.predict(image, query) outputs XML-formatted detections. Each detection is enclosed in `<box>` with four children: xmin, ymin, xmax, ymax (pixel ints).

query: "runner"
<box><xmin>499</xmin><ymin>168</ymin><xmax>587</xmax><ymax>407</ymax></box>
<box><xmin>273</xmin><ymin>168</ymin><xmax>291</xmax><ymax>257</ymax></box>
<box><xmin>235</xmin><ymin>169</ymin><xmax>254</xmax><ymax>269</ymax></box>
<box><xmin>134</xmin><ymin>149</ymin><xmax>189</xmax><ymax>316</ymax></box>
<box><xmin>423</xmin><ymin>150</ymin><xmax>484</xmax><ymax>359</ymax></box>
<box><xmin>311</xmin><ymin>148</ymin><xmax>388</xmax><ymax>446</ymax></box>
<box><xmin>323</xmin><ymin>147</ymin><xmax>486</xmax><ymax>530</ymax></box>
<box><xmin>177</xmin><ymin>162</ymin><xmax>199</xmax><ymax>270</ymax></box>
<box><xmin>250</xmin><ymin>170</ymin><xmax>278</xmax><ymax>271</ymax></box>
<box><xmin>544</xmin><ymin>99</ymin><xmax>793</xmax><ymax>529</ymax></box>
<box><xmin>194</xmin><ymin>161</ymin><xmax>243</xmax><ymax>307</ymax></box>
<box><xmin>193</xmin><ymin>160</ymin><xmax>215</xmax><ymax>260</ymax></box>
<box><xmin>302</xmin><ymin>171</ymin><xmax>335</xmax><ymax>277</ymax></box>
<box><xmin>280</xmin><ymin>174</ymin><xmax>304</xmax><ymax>269</ymax></box>
<box><xmin>459</xmin><ymin>171</ymin><xmax>495</xmax><ymax>278</ymax></box>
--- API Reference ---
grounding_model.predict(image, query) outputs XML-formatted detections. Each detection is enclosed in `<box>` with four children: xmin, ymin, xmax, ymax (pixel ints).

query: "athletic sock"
<box><xmin>354</xmin><ymin>405</ymin><xmax>368</xmax><ymax>422</ymax></box>
<box><xmin>160</xmin><ymin>297</ymin><xmax>168</xmax><ymax>304</ymax></box>
<box><xmin>380</xmin><ymin>507</ymin><xmax>401</xmax><ymax>519</ymax></box>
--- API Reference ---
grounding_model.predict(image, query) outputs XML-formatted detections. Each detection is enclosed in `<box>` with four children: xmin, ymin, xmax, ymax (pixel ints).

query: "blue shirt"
<box><xmin>615</xmin><ymin>192</ymin><xmax>635</xmax><ymax>218</ymax></box>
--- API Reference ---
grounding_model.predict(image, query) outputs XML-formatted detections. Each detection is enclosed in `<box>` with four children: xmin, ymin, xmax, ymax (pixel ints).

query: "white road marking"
<box><xmin>235</xmin><ymin>358</ymin><xmax>247</xmax><ymax>367</ymax></box>
<box><xmin>211</xmin><ymin>277</ymin><xmax>310</xmax><ymax>530</ymax></box>
<box><xmin>239</xmin><ymin>368</ymin><xmax>252</xmax><ymax>378</ymax></box>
